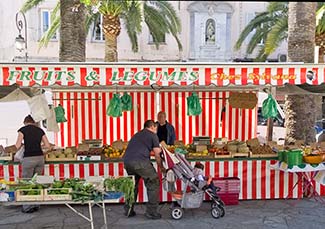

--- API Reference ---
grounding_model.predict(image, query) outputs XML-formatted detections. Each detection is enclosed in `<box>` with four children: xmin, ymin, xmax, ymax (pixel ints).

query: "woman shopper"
<box><xmin>15</xmin><ymin>115</ymin><xmax>52</xmax><ymax>213</ymax></box>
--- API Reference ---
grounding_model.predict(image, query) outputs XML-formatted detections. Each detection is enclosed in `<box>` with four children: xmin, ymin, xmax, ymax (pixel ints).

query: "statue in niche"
<box><xmin>205</xmin><ymin>20</ymin><xmax>215</xmax><ymax>44</ymax></box>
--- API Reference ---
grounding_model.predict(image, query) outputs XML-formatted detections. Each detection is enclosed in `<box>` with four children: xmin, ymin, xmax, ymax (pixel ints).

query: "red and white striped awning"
<box><xmin>0</xmin><ymin>62</ymin><xmax>324</xmax><ymax>87</ymax></box>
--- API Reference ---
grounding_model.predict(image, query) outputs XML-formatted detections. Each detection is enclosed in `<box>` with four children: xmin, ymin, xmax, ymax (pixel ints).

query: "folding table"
<box><xmin>270</xmin><ymin>161</ymin><xmax>325</xmax><ymax>203</ymax></box>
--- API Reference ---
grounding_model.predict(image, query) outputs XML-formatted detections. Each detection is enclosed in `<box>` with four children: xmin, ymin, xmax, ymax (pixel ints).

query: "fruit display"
<box><xmin>102</xmin><ymin>142</ymin><xmax>127</xmax><ymax>160</ymax></box>
<box><xmin>46</xmin><ymin>147</ymin><xmax>77</xmax><ymax>161</ymax></box>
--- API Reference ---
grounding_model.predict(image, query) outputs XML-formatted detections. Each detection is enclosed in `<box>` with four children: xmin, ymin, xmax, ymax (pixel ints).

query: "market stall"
<box><xmin>1</xmin><ymin>62</ymin><xmax>325</xmax><ymax>202</ymax></box>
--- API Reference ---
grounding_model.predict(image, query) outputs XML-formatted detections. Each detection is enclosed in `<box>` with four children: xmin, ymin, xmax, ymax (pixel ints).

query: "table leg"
<box><xmin>102</xmin><ymin>201</ymin><xmax>107</xmax><ymax>227</ymax></box>
<box><xmin>88</xmin><ymin>202</ymin><xmax>94</xmax><ymax>229</ymax></box>
<box><xmin>286</xmin><ymin>173</ymin><xmax>303</xmax><ymax>199</ymax></box>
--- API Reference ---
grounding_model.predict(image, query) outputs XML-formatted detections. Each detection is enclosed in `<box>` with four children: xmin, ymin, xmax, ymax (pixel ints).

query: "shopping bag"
<box><xmin>27</xmin><ymin>94</ymin><xmax>51</xmax><ymax>122</ymax></box>
<box><xmin>262</xmin><ymin>94</ymin><xmax>278</xmax><ymax>118</ymax></box>
<box><xmin>14</xmin><ymin>146</ymin><xmax>24</xmax><ymax>163</ymax></box>
<box><xmin>187</xmin><ymin>92</ymin><xmax>202</xmax><ymax>116</ymax></box>
<box><xmin>106</xmin><ymin>93</ymin><xmax>122</xmax><ymax>117</ymax></box>
<box><xmin>54</xmin><ymin>104</ymin><xmax>67</xmax><ymax>123</ymax></box>
<box><xmin>121</xmin><ymin>92</ymin><xmax>133</xmax><ymax>111</ymax></box>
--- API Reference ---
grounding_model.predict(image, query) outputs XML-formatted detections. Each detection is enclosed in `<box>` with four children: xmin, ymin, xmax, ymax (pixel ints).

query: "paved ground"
<box><xmin>1</xmin><ymin>198</ymin><xmax>325</xmax><ymax>229</ymax></box>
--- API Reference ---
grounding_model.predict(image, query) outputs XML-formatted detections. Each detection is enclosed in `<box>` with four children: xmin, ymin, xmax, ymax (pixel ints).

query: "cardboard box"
<box><xmin>196</xmin><ymin>145</ymin><xmax>207</xmax><ymax>152</ymax></box>
<box><xmin>4</xmin><ymin>145</ymin><xmax>17</xmax><ymax>154</ymax></box>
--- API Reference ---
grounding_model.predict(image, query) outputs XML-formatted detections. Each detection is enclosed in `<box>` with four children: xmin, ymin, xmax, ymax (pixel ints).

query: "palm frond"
<box><xmin>316</xmin><ymin>5</ymin><xmax>325</xmax><ymax>34</ymax></box>
<box><xmin>38</xmin><ymin>16</ymin><xmax>60</xmax><ymax>51</ymax></box>
<box><xmin>148</xmin><ymin>0</ymin><xmax>182</xmax><ymax>50</ymax></box>
<box><xmin>20</xmin><ymin>0</ymin><xmax>45</xmax><ymax>13</ymax></box>
<box><xmin>50</xmin><ymin>1</ymin><xmax>60</xmax><ymax>23</ymax></box>
<box><xmin>86</xmin><ymin>13</ymin><xmax>100</xmax><ymax>34</ymax></box>
<box><xmin>144</xmin><ymin>3</ymin><xmax>170</xmax><ymax>49</ymax></box>
<box><xmin>122</xmin><ymin>0</ymin><xmax>142</xmax><ymax>52</ymax></box>
<box><xmin>99</xmin><ymin>0</ymin><xmax>124</xmax><ymax>16</ymax></box>
<box><xmin>234</xmin><ymin>12</ymin><xmax>271</xmax><ymax>50</ymax></box>
<box><xmin>264</xmin><ymin>18</ymin><xmax>288</xmax><ymax>54</ymax></box>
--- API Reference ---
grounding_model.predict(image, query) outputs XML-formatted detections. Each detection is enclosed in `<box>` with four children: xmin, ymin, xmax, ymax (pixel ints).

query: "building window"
<box><xmin>148</xmin><ymin>33</ymin><xmax>166</xmax><ymax>44</ymax></box>
<box><xmin>205</xmin><ymin>19</ymin><xmax>216</xmax><ymax>44</ymax></box>
<box><xmin>92</xmin><ymin>14</ymin><xmax>105</xmax><ymax>41</ymax></box>
<box><xmin>41</xmin><ymin>10</ymin><xmax>57</xmax><ymax>40</ymax></box>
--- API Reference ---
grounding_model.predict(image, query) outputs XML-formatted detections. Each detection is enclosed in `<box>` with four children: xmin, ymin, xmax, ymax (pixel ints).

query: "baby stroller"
<box><xmin>160</xmin><ymin>143</ymin><xmax>225</xmax><ymax>220</ymax></box>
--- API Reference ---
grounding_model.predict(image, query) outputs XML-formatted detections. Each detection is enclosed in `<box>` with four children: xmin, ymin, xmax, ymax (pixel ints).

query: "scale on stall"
<box><xmin>193</xmin><ymin>136</ymin><xmax>211</xmax><ymax>145</ymax></box>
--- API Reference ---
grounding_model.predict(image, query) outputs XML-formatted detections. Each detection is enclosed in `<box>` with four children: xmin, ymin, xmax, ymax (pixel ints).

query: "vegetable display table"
<box><xmin>1</xmin><ymin>199</ymin><xmax>119</xmax><ymax>229</ymax></box>
<box><xmin>270</xmin><ymin>161</ymin><xmax>325</xmax><ymax>203</ymax></box>
<box><xmin>1</xmin><ymin>157</ymin><xmax>306</xmax><ymax>202</ymax></box>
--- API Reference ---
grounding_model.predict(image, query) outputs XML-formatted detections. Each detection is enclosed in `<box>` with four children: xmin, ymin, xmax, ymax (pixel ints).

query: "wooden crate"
<box><xmin>0</xmin><ymin>152</ymin><xmax>13</xmax><ymax>161</ymax></box>
<box><xmin>249</xmin><ymin>151</ymin><xmax>278</xmax><ymax>158</ymax></box>
<box><xmin>44</xmin><ymin>188</ymin><xmax>72</xmax><ymax>201</ymax></box>
<box><xmin>45</xmin><ymin>153</ymin><xmax>77</xmax><ymax>162</ymax></box>
<box><xmin>231</xmin><ymin>152</ymin><xmax>249</xmax><ymax>158</ymax></box>
<box><xmin>15</xmin><ymin>189</ymin><xmax>44</xmax><ymax>202</ymax></box>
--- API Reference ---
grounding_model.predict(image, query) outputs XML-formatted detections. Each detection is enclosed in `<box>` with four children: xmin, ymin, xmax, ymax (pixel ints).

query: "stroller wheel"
<box><xmin>171</xmin><ymin>207</ymin><xmax>183</xmax><ymax>220</ymax></box>
<box><xmin>211</xmin><ymin>207</ymin><xmax>222</xmax><ymax>219</ymax></box>
<box><xmin>211</xmin><ymin>203</ymin><xmax>225</xmax><ymax>217</ymax></box>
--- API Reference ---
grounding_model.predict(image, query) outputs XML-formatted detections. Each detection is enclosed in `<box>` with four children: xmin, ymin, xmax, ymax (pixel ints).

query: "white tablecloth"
<box><xmin>270</xmin><ymin>161</ymin><xmax>325</xmax><ymax>185</ymax></box>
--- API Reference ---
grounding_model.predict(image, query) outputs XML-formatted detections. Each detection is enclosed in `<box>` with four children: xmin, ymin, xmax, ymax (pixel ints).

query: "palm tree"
<box><xmin>285</xmin><ymin>2</ymin><xmax>318</xmax><ymax>144</ymax></box>
<box><xmin>81</xmin><ymin>0</ymin><xmax>182</xmax><ymax>62</ymax></box>
<box><xmin>21</xmin><ymin>0</ymin><xmax>86</xmax><ymax>62</ymax></box>
<box><xmin>22</xmin><ymin>0</ymin><xmax>182</xmax><ymax>62</ymax></box>
<box><xmin>235</xmin><ymin>2</ymin><xmax>325</xmax><ymax>62</ymax></box>
<box><xmin>234</xmin><ymin>2</ymin><xmax>288</xmax><ymax>61</ymax></box>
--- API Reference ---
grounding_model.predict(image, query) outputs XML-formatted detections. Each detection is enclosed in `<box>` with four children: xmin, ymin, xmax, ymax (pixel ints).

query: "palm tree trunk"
<box><xmin>103</xmin><ymin>14</ymin><xmax>121</xmax><ymax>62</ymax></box>
<box><xmin>286</xmin><ymin>2</ymin><xmax>318</xmax><ymax>144</ymax></box>
<box><xmin>59</xmin><ymin>0</ymin><xmax>86</xmax><ymax>62</ymax></box>
<box><xmin>104</xmin><ymin>33</ymin><xmax>118</xmax><ymax>62</ymax></box>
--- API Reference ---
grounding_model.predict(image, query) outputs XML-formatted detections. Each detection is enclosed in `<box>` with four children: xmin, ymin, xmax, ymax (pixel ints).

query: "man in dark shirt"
<box><xmin>123</xmin><ymin>120</ymin><xmax>166</xmax><ymax>219</ymax></box>
<box><xmin>156</xmin><ymin>111</ymin><xmax>176</xmax><ymax>145</ymax></box>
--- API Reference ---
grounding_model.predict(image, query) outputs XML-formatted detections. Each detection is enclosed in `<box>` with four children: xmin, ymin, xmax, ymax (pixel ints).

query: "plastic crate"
<box><xmin>212</xmin><ymin>177</ymin><xmax>240</xmax><ymax>194</ymax></box>
<box><xmin>0</xmin><ymin>191</ymin><xmax>15</xmax><ymax>202</ymax></box>
<box><xmin>219</xmin><ymin>193</ymin><xmax>239</xmax><ymax>205</ymax></box>
<box><xmin>104</xmin><ymin>191</ymin><xmax>123</xmax><ymax>200</ymax></box>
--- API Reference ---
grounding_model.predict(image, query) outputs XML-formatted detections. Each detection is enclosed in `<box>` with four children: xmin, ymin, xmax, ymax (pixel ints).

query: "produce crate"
<box><xmin>0</xmin><ymin>191</ymin><xmax>15</xmax><ymax>202</ymax></box>
<box><xmin>0</xmin><ymin>152</ymin><xmax>13</xmax><ymax>161</ymax></box>
<box><xmin>15</xmin><ymin>189</ymin><xmax>44</xmax><ymax>202</ymax></box>
<box><xmin>218</xmin><ymin>193</ymin><xmax>239</xmax><ymax>205</ymax></box>
<box><xmin>77</xmin><ymin>155</ymin><xmax>101</xmax><ymax>161</ymax></box>
<box><xmin>44</xmin><ymin>188</ymin><xmax>72</xmax><ymax>201</ymax></box>
<box><xmin>45</xmin><ymin>153</ymin><xmax>77</xmax><ymax>162</ymax></box>
<box><xmin>104</xmin><ymin>191</ymin><xmax>123</xmax><ymax>200</ymax></box>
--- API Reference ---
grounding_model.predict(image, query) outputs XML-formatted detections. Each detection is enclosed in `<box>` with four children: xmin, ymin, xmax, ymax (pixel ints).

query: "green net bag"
<box><xmin>262</xmin><ymin>94</ymin><xmax>278</xmax><ymax>118</ymax></box>
<box><xmin>106</xmin><ymin>94</ymin><xmax>122</xmax><ymax>117</ymax></box>
<box><xmin>187</xmin><ymin>92</ymin><xmax>202</xmax><ymax>116</ymax></box>
<box><xmin>121</xmin><ymin>92</ymin><xmax>133</xmax><ymax>111</ymax></box>
<box><xmin>54</xmin><ymin>105</ymin><xmax>67</xmax><ymax>123</ymax></box>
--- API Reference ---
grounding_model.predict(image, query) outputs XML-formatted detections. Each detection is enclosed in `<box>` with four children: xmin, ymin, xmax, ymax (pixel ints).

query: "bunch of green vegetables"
<box><xmin>104</xmin><ymin>177</ymin><xmax>135</xmax><ymax>207</ymax></box>
<box><xmin>70</xmin><ymin>181</ymin><xmax>103</xmax><ymax>202</ymax></box>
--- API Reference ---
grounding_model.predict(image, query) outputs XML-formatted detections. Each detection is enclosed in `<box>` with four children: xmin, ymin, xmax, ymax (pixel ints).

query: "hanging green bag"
<box><xmin>262</xmin><ymin>94</ymin><xmax>278</xmax><ymax>118</ymax></box>
<box><xmin>121</xmin><ymin>92</ymin><xmax>133</xmax><ymax>111</ymax></box>
<box><xmin>54</xmin><ymin>104</ymin><xmax>67</xmax><ymax>123</ymax></box>
<box><xmin>106</xmin><ymin>94</ymin><xmax>122</xmax><ymax>117</ymax></box>
<box><xmin>187</xmin><ymin>92</ymin><xmax>202</xmax><ymax>116</ymax></box>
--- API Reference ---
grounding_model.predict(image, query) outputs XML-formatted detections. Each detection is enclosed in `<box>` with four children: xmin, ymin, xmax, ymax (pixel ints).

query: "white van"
<box><xmin>257</xmin><ymin>92</ymin><xmax>286</xmax><ymax>143</ymax></box>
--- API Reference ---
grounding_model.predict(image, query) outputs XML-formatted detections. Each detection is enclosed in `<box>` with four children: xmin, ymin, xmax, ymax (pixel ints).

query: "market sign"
<box><xmin>228</xmin><ymin>92</ymin><xmax>258</xmax><ymax>109</ymax></box>
<box><xmin>0</xmin><ymin>63</ymin><xmax>323</xmax><ymax>87</ymax></box>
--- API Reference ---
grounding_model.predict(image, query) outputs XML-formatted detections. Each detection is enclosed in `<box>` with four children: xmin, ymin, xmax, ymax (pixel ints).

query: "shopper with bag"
<box><xmin>15</xmin><ymin>115</ymin><xmax>52</xmax><ymax>213</ymax></box>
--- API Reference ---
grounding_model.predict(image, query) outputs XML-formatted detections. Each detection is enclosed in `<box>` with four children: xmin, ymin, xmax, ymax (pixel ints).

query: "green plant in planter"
<box><xmin>104</xmin><ymin>177</ymin><xmax>135</xmax><ymax>207</ymax></box>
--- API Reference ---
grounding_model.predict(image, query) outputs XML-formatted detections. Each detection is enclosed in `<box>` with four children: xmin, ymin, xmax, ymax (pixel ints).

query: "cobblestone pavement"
<box><xmin>0</xmin><ymin>198</ymin><xmax>325</xmax><ymax>229</ymax></box>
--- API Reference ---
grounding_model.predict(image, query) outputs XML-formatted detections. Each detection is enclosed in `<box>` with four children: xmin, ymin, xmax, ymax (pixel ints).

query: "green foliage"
<box><xmin>235</xmin><ymin>2</ymin><xmax>325</xmax><ymax>60</ymax></box>
<box><xmin>21</xmin><ymin>0</ymin><xmax>182</xmax><ymax>58</ymax></box>
<box><xmin>104</xmin><ymin>177</ymin><xmax>135</xmax><ymax>207</ymax></box>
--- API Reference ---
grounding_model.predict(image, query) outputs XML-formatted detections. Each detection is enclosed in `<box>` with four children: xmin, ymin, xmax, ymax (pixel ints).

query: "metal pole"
<box><xmin>15</xmin><ymin>11</ymin><xmax>28</xmax><ymax>62</ymax></box>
